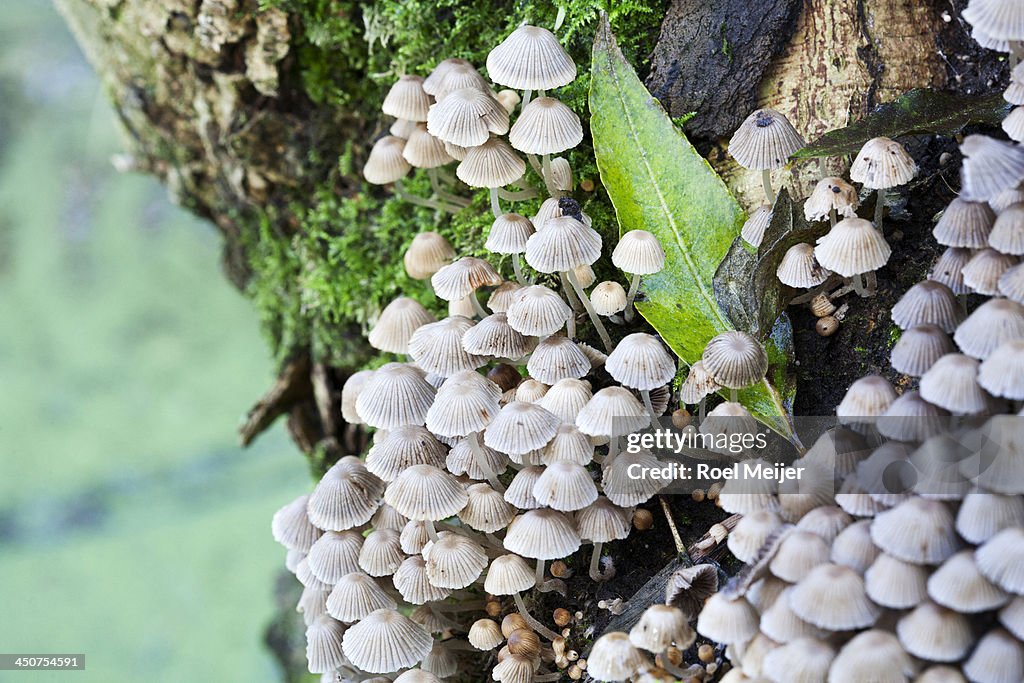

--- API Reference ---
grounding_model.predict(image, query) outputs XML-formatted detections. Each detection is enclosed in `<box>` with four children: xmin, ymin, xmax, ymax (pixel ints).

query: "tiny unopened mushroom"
<box><xmin>612</xmin><ymin>230</ymin><xmax>666</xmax><ymax>322</ymax></box>
<box><xmin>728</xmin><ymin>108</ymin><xmax>806</xmax><ymax>203</ymax></box>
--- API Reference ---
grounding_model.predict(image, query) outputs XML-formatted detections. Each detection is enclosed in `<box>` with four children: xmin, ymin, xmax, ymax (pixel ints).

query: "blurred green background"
<box><xmin>0</xmin><ymin>1</ymin><xmax>307</xmax><ymax>681</ymax></box>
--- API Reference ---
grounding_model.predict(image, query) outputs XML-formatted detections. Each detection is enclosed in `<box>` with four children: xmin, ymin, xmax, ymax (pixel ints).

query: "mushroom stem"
<box><xmin>427</xmin><ymin>604</ymin><xmax>465</xmax><ymax>632</ymax></box>
<box><xmin>698</xmin><ymin>397</ymin><xmax>707</xmax><ymax>421</ymax></box>
<box><xmin>542</xmin><ymin>153</ymin><xmax>556</xmax><ymax>196</ymax></box>
<box><xmin>761</xmin><ymin>169</ymin><xmax>777</xmax><ymax>205</ymax></box>
<box><xmin>851</xmin><ymin>273</ymin><xmax>868</xmax><ymax>297</ymax></box>
<box><xmin>522</xmin><ymin>89</ymin><xmax>533</xmax><ymax>109</ymax></box>
<box><xmin>512</xmin><ymin>591</ymin><xmax>561</xmax><ymax>641</ymax></box>
<box><xmin>874</xmin><ymin>188</ymin><xmax>885</xmax><ymax>232</ymax></box>
<box><xmin>470</xmin><ymin>293</ymin><xmax>489</xmax><ymax>319</ymax></box>
<box><xmin>589</xmin><ymin>542</ymin><xmax>614</xmax><ymax>581</ymax></box>
<box><xmin>730</xmin><ymin>388</ymin><xmax>738</xmax><ymax>402</ymax></box>
<box><xmin>395</xmin><ymin>180</ymin><xmax>464</xmax><ymax>214</ymax></box>
<box><xmin>625</xmin><ymin>272</ymin><xmax>641</xmax><ymax>322</ymax></box>
<box><xmin>490</xmin><ymin>187</ymin><xmax>503</xmax><ymax>219</ymax></box>
<box><xmin>560</xmin><ymin>272</ymin><xmax>584</xmax><ymax>312</ymax></box>
<box><xmin>497</xmin><ymin>187</ymin><xmax>539</xmax><ymax>201</ymax></box>
<box><xmin>535</xmin><ymin>674</ymin><xmax>562</xmax><ymax>683</ymax></box>
<box><xmin>527</xmin><ymin>153</ymin><xmax>543</xmax><ymax>176</ymax></box>
<box><xmin>535</xmin><ymin>558</ymin><xmax>546</xmax><ymax>586</ymax></box>
<box><xmin>468</xmin><ymin>431</ymin><xmax>505</xmax><ymax>492</ymax></box>
<box><xmin>512</xmin><ymin>256</ymin><xmax>528</xmax><ymax>285</ymax></box>
<box><xmin>566</xmin><ymin>314</ymin><xmax>577</xmax><ymax>340</ymax></box>
<box><xmin>662</xmin><ymin>657</ymin><xmax>691</xmax><ymax>680</ymax></box>
<box><xmin>425</xmin><ymin>519</ymin><xmax>439</xmax><ymax>543</ymax></box>
<box><xmin>829</xmin><ymin>207</ymin><xmax>837</xmax><ymax>228</ymax></box>
<box><xmin>566</xmin><ymin>269</ymin><xmax>613</xmax><ymax>352</ymax></box>
<box><xmin>640</xmin><ymin>389</ymin><xmax>659</xmax><ymax>430</ymax></box>
<box><xmin>428</xmin><ymin>168</ymin><xmax>471</xmax><ymax>206</ymax></box>
<box><xmin>1012</xmin><ymin>42</ymin><xmax>1024</xmax><ymax>69</ymax></box>
<box><xmin>864</xmin><ymin>271</ymin><xmax>878</xmax><ymax>296</ymax></box>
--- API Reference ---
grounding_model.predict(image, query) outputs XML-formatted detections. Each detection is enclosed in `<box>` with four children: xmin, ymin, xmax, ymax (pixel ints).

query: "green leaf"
<box><xmin>589</xmin><ymin>14</ymin><xmax>795</xmax><ymax>440</ymax></box>
<box><xmin>792</xmin><ymin>89</ymin><xmax>1009</xmax><ymax>160</ymax></box>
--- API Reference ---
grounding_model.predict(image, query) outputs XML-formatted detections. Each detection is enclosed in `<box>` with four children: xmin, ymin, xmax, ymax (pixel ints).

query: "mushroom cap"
<box><xmin>877</xmin><ymin>390</ymin><xmax>950</xmax><ymax>442</ymax></box>
<box><xmin>539</xmin><ymin>424</ymin><xmax>594</xmax><ymax>467</ymax></box>
<box><xmin>788</xmin><ymin>563</ymin><xmax>881</xmax><ymax>630</ymax></box>
<box><xmin>606</xmin><ymin>333</ymin><xmax>677</xmax><ymax>391</ymax></box>
<box><xmin>630</xmin><ymin>604</ymin><xmax>695</xmax><ymax>653</ymax></box>
<box><xmin>308</xmin><ymin>530</ymin><xmax>364</xmax><ymax>584</ymax></box>
<box><xmin>919</xmin><ymin>353</ymin><xmax>990</xmax><ymax>414</ymax></box>
<box><xmin>527</xmin><ymin>335</ymin><xmax>591</xmax><ymax>384</ymax></box>
<box><xmin>963</xmin><ymin>628</ymin><xmax>1024</xmax><ymax>683</ymax></box>
<box><xmin>896</xmin><ymin>600</ymin><xmax>975</xmax><ymax>662</ymax></box>
<box><xmin>369</xmin><ymin>297</ymin><xmax>437</xmax><ymax>355</ymax></box>
<box><xmin>390</xmin><ymin>117</ymin><xmax>418</xmax><ymax>139</ymax></box>
<box><xmin>804</xmin><ymin>177</ymin><xmax>860</xmax><ymax>221</ymax></box>
<box><xmin>849</xmin><ymin>136</ymin><xmax>918</xmax><ymax>189</ymax></box>
<box><xmin>590</xmin><ymin>281</ymin><xmax>628</xmax><ymax>316</ymax></box>
<box><xmin>891</xmin><ymin>324</ymin><xmax>956</xmax><ymax>377</ymax></box>
<box><xmin>977</xmin><ymin>526</ymin><xmax>1024</xmax><ymax>592</ymax></box>
<box><xmin>963</xmin><ymin>247</ymin><xmax>1021</xmax><ymax>295</ymax></box>
<box><xmin>461</xmin><ymin>312</ymin><xmax>536</xmax><ymax>360</ymax></box>
<box><xmin>508</xmin><ymin>96</ymin><xmax>583</xmax><ymax>154</ymax></box>
<box><xmin>836</xmin><ymin>374</ymin><xmax>897</xmax><ymax>421</ymax></box>
<box><xmin>422</xmin><ymin>531</ymin><xmax>488</xmax><ymax>589</ymax></box>
<box><xmin>741</xmin><ymin>205</ymin><xmax>773</xmax><ymax>247</ymax></box>
<box><xmin>999</xmin><ymin>261</ymin><xmax>1024</xmax><ymax>303</ymax></box>
<box><xmin>574</xmin><ymin>496</ymin><xmax>631</xmax><ymax>543</ymax></box>
<box><xmin>532</xmin><ymin>461</ymin><xmax>599</xmax><ymax>512</ymax></box>
<box><xmin>933</xmin><ymin>197</ymin><xmax>996</xmax><ymax>248</ymax></box>
<box><xmin>550</xmin><ymin>156</ymin><xmax>573</xmax><ymax>191</ymax></box>
<box><xmin>486</xmin><ymin>24</ymin><xmax>576</xmax><ymax>90</ymax></box>
<box><xmin>928</xmin><ymin>549</ymin><xmax>1010</xmax><ymax>613</ymax></box>
<box><xmin>458</xmin><ymin>482</ymin><xmax>515</xmax><ymax>533</ymax></box>
<box><xmin>1001</xmin><ymin>596</ymin><xmax>1024</xmax><ymax>640</ymax></box>
<box><xmin>864</xmin><ymin>552</ymin><xmax>929</xmax><ymax>609</ymax></box>
<box><xmin>366</xmin><ymin>425</ymin><xmax>448</xmax><ymax>483</ymax></box>
<box><xmin>960</xmin><ymin>134</ymin><xmax>1024</xmax><ymax>201</ymax></box>
<box><xmin>384</xmin><ymin>464</ymin><xmax>468</xmax><ymax>521</ymax></box>
<box><xmin>340</xmin><ymin>369</ymin><xmax>375</xmax><ymax>425</ymax></box>
<box><xmin>525</xmin><ymin>215</ymin><xmax>603</xmax><ymax>273</ymax></box>
<box><xmin>358</xmin><ymin>528</ymin><xmax>406</xmax><ymax>577</ymax></box>
<box><xmin>696</xmin><ymin>593</ymin><xmax>759</xmax><ymax>644</ymax></box>
<box><xmin>776</xmin><ymin>242</ymin><xmax>832</xmax><ymax>288</ymax></box>
<box><xmin>1005</xmin><ymin>105</ymin><xmax>1024</xmax><ymax>142</ymax></box>
<box><xmin>305</xmin><ymin>615</ymin><xmax>348</xmax><ymax>674</ymax></box>
<box><xmin>433</xmin><ymin>63</ymin><xmax>492</xmax><ymax>101</ymax></box>
<box><xmin>484</xmin><ymin>400</ymin><xmax>560</xmax><ymax>455</ymax></box>
<box><xmin>701</xmin><ymin>330</ymin><xmax>769</xmax><ymax>389</ymax></box>
<box><xmin>679</xmin><ymin>360</ymin><xmax>722</xmax><ymax>404</ymax></box>
<box><xmin>392</xmin><ymin>555</ymin><xmax>453</xmax><ymax>604</ymax></box>
<box><xmin>486</xmin><ymin>213</ymin><xmax>535</xmax><ymax>255</ymax></box>
<box><xmin>993</xmin><ymin>181</ymin><xmax>1024</xmax><ymax>211</ymax></box>
<box><xmin>326</xmin><ymin>572</ymin><xmax>397</xmax><ymax>623</ymax></box>
<box><xmin>426</xmin><ymin>87</ymin><xmax>509</xmax><ymax>147</ymax></box>
<box><xmin>402</xmin><ymin>123</ymin><xmax>454</xmax><ymax>168</ymax></box>
<box><xmin>769</xmin><ymin>530</ymin><xmax>831</xmax><ymax>583</ymax></box>
<box><xmin>814</xmin><ymin>217</ymin><xmax>892</xmax><ymax>277</ymax></box>
<box><xmin>955</xmin><ymin>297</ymin><xmax>1024</xmax><ymax>360</ymax></box>
<box><xmin>576</xmin><ymin>386</ymin><xmax>650</xmax><ymax>437</ymax></box>
<box><xmin>431</xmin><ymin>257</ymin><xmax>502</xmax><ymax>302</ymax></box>
<box><xmin>601</xmin><ymin>449</ymin><xmax>669</xmax><ymax>507</ymax></box>
<box><xmin>422</xmin><ymin>58</ymin><xmax>473</xmax><ymax>96</ymax></box>
<box><xmin>394</xmin><ymin>669</ymin><xmax>444</xmax><ymax>683</ymax></box>
<box><xmin>446</xmin><ymin>435</ymin><xmax>509</xmax><ymax>481</ymax></box>
<box><xmin>534</xmin><ymin>379</ymin><xmax>591</xmax><ymax>424</ymax></box>
<box><xmin>307</xmin><ymin>457</ymin><xmax>385</xmax><ymax>532</ymax></box>
<box><xmin>892</xmin><ymin>280</ymin><xmax>964</xmax><ymax>332</ymax></box>
<box><xmin>796</xmin><ymin>504</ymin><xmax>852</xmax><ymax>542</ymax></box>
<box><xmin>503</xmin><ymin>508</ymin><xmax>581</xmax><ymax>560</ymax></box>
<box><xmin>363</xmin><ymin>135</ymin><xmax>412</xmax><ymax>185</ymax></box>
<box><xmin>425</xmin><ymin>370</ymin><xmax>501</xmax><ymax>437</ymax></box>
<box><xmin>356</xmin><ymin>363</ymin><xmax>437</xmax><ymax>429</ymax></box>
<box><xmin>272</xmin><ymin>493</ymin><xmax>323</xmax><ymax>553</ymax></box>
<box><xmin>503</xmin><ymin>466</ymin><xmax>544</xmax><ymax>509</ymax></box>
<box><xmin>399</xmin><ymin>520</ymin><xmax>431</xmax><ymax>556</ymax></box>
<box><xmin>456</xmin><ymin>136</ymin><xmax>525</xmax><ymax>188</ymax></box>
<box><xmin>760</xmin><ymin>586</ymin><xmax>828</xmax><ymax>643</ymax></box>
<box><xmin>957</xmin><ymin>489</ymin><xmax>1024</xmax><ymax>545</ymax></box>
<box><xmin>468</xmin><ymin>618</ymin><xmax>504</xmax><ymax>651</ymax></box>
<box><xmin>484</xmin><ymin>553</ymin><xmax>537</xmax><ymax>595</ymax></box>
<box><xmin>588</xmin><ymin>631</ymin><xmax>650</xmax><ymax>682</ymax></box>
<box><xmin>963</xmin><ymin>0</ymin><xmax>1024</xmax><ymax>41</ymax></box>
<box><xmin>728</xmin><ymin>509</ymin><xmax>783</xmax><ymax>564</ymax></box>
<box><xmin>727</xmin><ymin>108</ymin><xmax>806</xmax><ymax>170</ymax></box>
<box><xmin>612</xmin><ymin>229</ymin><xmax>666</xmax><ymax>275</ymax></box>
<box><xmin>404</xmin><ymin>231</ymin><xmax>455</xmax><ymax>280</ymax></box>
<box><xmin>492</xmin><ymin>653</ymin><xmax>538</xmax><ymax>683</ymax></box>
<box><xmin>408</xmin><ymin>316</ymin><xmax>488</xmax><ymax>377</ymax></box>
<box><xmin>830</xmin><ymin>519</ymin><xmax>880</xmax><ymax>573</ymax></box>
<box><xmin>828</xmin><ymin>630</ymin><xmax>915</xmax><ymax>683</ymax></box>
<box><xmin>514</xmin><ymin>378</ymin><xmax>549</xmax><ymax>403</ymax></box>
<box><xmin>370</xmin><ymin>503</ymin><xmax>409</xmax><ymax>532</ymax></box>
<box><xmin>929</xmin><ymin>246</ymin><xmax>974</xmax><ymax>295</ymax></box>
<box><xmin>505</xmin><ymin>284</ymin><xmax>572</xmax><ymax>337</ymax></box>
<box><xmin>870</xmin><ymin>496</ymin><xmax>960</xmax><ymax>564</ymax></box>
<box><xmin>341</xmin><ymin>608</ymin><xmax>433</xmax><ymax>674</ymax></box>
<box><xmin>485</xmin><ymin>282</ymin><xmax>526</xmax><ymax>317</ymax></box>
<box><xmin>763</xmin><ymin>637</ymin><xmax>835</xmax><ymax>683</ymax></box>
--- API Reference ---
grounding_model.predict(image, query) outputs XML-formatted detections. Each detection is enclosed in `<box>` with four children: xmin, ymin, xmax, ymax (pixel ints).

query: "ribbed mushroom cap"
<box><xmin>836</xmin><ymin>472</ymin><xmax>887</xmax><ymax>517</ymax></box>
<box><xmin>433</xmin><ymin>62</ymin><xmax>491</xmax><ymax>101</ymax></box>
<box><xmin>425</xmin><ymin>369</ymin><xmax>501</xmax><ymax>437</ymax></box>
<box><xmin>915</xmin><ymin>667</ymin><xmax>968</xmax><ymax>683</ymax></box>
<box><xmin>831</xmin><ymin>519</ymin><xmax>880</xmax><ymax>573</ymax></box>
<box><xmin>366</xmin><ymin>425</ymin><xmax>447</xmax><ymax>483</ymax></box>
<box><xmin>699</xmin><ymin>401</ymin><xmax>759</xmax><ymax>454</ymax></box>
<box><xmin>486</xmin><ymin>213</ymin><xmax>535</xmax><ymax>255</ymax></box>
<box><xmin>484</xmin><ymin>401</ymin><xmax>560</xmax><ymax>455</ymax></box>
<box><xmin>957</xmin><ymin>490</ymin><xmax>1024</xmax><ymax>544</ymax></box>
<box><xmin>716</xmin><ymin>457</ymin><xmax>781</xmax><ymax>515</ymax></box>
<box><xmin>776</xmin><ymin>242</ymin><xmax>832</xmax><ymax>288</ymax></box>
<box><xmin>727</xmin><ymin>509</ymin><xmax>783</xmax><ymax>564</ymax></box>
<box><xmin>308</xmin><ymin>530</ymin><xmax>364</xmax><ymax>584</ymax></box>
<box><xmin>487</xmin><ymin>281</ymin><xmax>524</xmax><ymax>313</ymax></box>
<box><xmin>864</xmin><ymin>552</ymin><xmax>929</xmax><ymax>608</ymax></box>
<box><xmin>357</xmin><ymin>528</ymin><xmax>405</xmax><ymax>577</ymax></box>
<box><xmin>356</xmin><ymin>363</ymin><xmax>436</xmax><ymax>429</ymax></box>
<box><xmin>836</xmin><ymin>374</ymin><xmax>898</xmax><ymax>422</ymax></box>
<box><xmin>763</xmin><ymin>637</ymin><xmax>835</xmax><ymax>683</ymax></box>
<box><xmin>368</xmin><ymin>297</ymin><xmax>437</xmax><ymax>355</ymax></box>
<box><xmin>340</xmin><ymin>369</ymin><xmax>375</xmax><ymax>425</ymax></box>
<box><xmin>508</xmin><ymin>96</ymin><xmax>583</xmax><ymax>155</ymax></box>
<box><xmin>383</xmin><ymin>75</ymin><xmax>432</xmax><ymax>121</ymax></box>
<box><xmin>629</xmin><ymin>604</ymin><xmax>695</xmax><ymax>653</ymax></box>
<box><xmin>527</xmin><ymin>335</ymin><xmax>591</xmax><ymax>384</ymax></box>
<box><xmin>604</xmin><ymin>333</ymin><xmax>677</xmax><ymax>392</ymax></box>
<box><xmin>484</xmin><ymin>553</ymin><xmax>537</xmax><ymax>595</ymax></box>
<box><xmin>525</xmin><ymin>215</ymin><xmax>603</xmax><ymax>273</ymax></box>
<box><xmin>850</xmin><ymin>136</ymin><xmax>918</xmax><ymax>189</ymax></box>
<box><xmin>431</xmin><ymin>257</ymin><xmax>502</xmax><ymax>303</ymax></box>
<box><xmin>928</xmin><ymin>549</ymin><xmax>1010</xmax><ymax>612</ymax></box>
<box><xmin>590</xmin><ymin>281</ymin><xmax>628</xmax><ymax>316</ymax></box>
<box><xmin>796</xmin><ymin>505</ymin><xmax>853</xmax><ymax>543</ymax></box>
<box><xmin>486</xmin><ymin>25</ymin><xmax>576</xmax><ymax>90</ymax></box>
<box><xmin>964</xmin><ymin>0</ymin><xmax>1024</xmax><ymax>40</ymax></box>
<box><xmin>547</xmin><ymin>156</ymin><xmax>573</xmax><ymax>192</ymax></box>
<box><xmin>456</xmin><ymin>483</ymin><xmax>514</xmax><ymax>533</ymax></box>
<box><xmin>384</xmin><ymin>464</ymin><xmax>468</xmax><ymax>521</ymax></box>
<box><xmin>701</xmin><ymin>330</ymin><xmax>769</xmax><ymax>389</ymax></box>
<box><xmin>408</xmin><ymin>317</ymin><xmax>488</xmax><ymax>377</ymax></box>
<box><xmin>740</xmin><ymin>205</ymin><xmax>773</xmax><ymax>247</ymax></box>
<box><xmin>964</xmin><ymin>628</ymin><xmax>1024</xmax><ymax>683</ymax></box>
<box><xmin>961</xmin><ymin>134</ymin><xmax>1024</xmax><ymax>201</ymax></box>
<box><xmin>877</xmin><ymin>390</ymin><xmax>950</xmax><ymax>442</ymax></box>
<box><xmin>305</xmin><ymin>615</ymin><xmax>348</xmax><ymax>674</ymax></box>
<box><xmin>577</xmin><ymin>341</ymin><xmax>608</xmax><ymax>369</ymax></box>
<box><xmin>976</xmin><ymin>526</ymin><xmax>1024</xmax><ymax>593</ymax></box>
<box><xmin>891</xmin><ymin>324</ymin><xmax>956</xmax><ymax>377</ymax></box>
<box><xmin>892</xmin><ymin>280</ymin><xmax>964</xmax><ymax>332</ymax></box>
<box><xmin>679</xmin><ymin>360</ymin><xmax>722</xmax><ymax>404</ymax></box>
<box><xmin>919</xmin><ymin>353</ymin><xmax>990</xmax><ymax>414</ymax></box>
<box><xmin>307</xmin><ymin>457</ymin><xmax>385</xmax><ymax>532</ymax></box>
<box><xmin>1006</xmin><ymin>106</ymin><xmax>1024</xmax><ymax>142</ymax></box>
<box><xmin>364</xmin><ymin>135</ymin><xmax>412</xmax><ymax>184</ymax></box>
<box><xmin>933</xmin><ymin>197</ymin><xmax>996</xmax><ymax>248</ymax></box>
<box><xmin>469</xmin><ymin>618</ymin><xmax>504</xmax><ymax>651</ymax></box>
<box><xmin>326</xmin><ymin>572</ymin><xmax>397</xmax><ymax>623</ymax></box>
<box><xmin>789</xmin><ymin>563</ymin><xmax>880</xmax><ymax>630</ymax></box>
<box><xmin>513</xmin><ymin>379</ymin><xmax>548</xmax><ymax>403</ymax></box>
<box><xmin>602</xmin><ymin>449</ymin><xmax>668</xmax><ymax>507</ymax></box>
<box><xmin>728</xmin><ymin>108</ymin><xmax>806</xmax><ymax>170</ymax></box>
<box><xmin>446</xmin><ymin>436</ymin><xmax>508</xmax><ymax>481</ymax></box>
<box><xmin>814</xmin><ymin>217</ymin><xmax>892</xmax><ymax>276</ymax></box>
<box><xmin>535</xmin><ymin>379</ymin><xmax>591</xmax><ymax>424</ymax></box>
<box><xmin>505</xmin><ymin>285</ymin><xmax>571</xmax><ymax>337</ymax></box>
<box><xmin>696</xmin><ymin>593</ymin><xmax>759</xmax><ymax>644</ymax></box>
<box><xmin>537</xmin><ymin>425</ymin><xmax>592</xmax><ymax>467</ymax></box>
<box><xmin>805</xmin><ymin>177</ymin><xmax>860</xmax><ymax>221</ymax></box>
<box><xmin>503</xmin><ymin>508</ymin><xmax>581</xmax><ymax>560</ymax></box>
<box><xmin>574</xmin><ymin>496</ymin><xmax>631</xmax><ymax>543</ymax></box>
<box><xmin>391</xmin><ymin>117</ymin><xmax>418</xmax><ymax>139</ymax></box>
<box><xmin>576</xmin><ymin>386</ymin><xmax>649</xmax><ymax>437</ymax></box>
<box><xmin>421</xmin><ymin>531</ymin><xmax>488</xmax><ymax>589</ymax></box>
<box><xmin>456</xmin><ymin>136</ymin><xmax>525</xmax><ymax>188</ymax></box>
<box><xmin>664</xmin><ymin>564</ymin><xmax>719</xmax><ymax>619</ymax></box>
<box><xmin>393</xmin><ymin>555</ymin><xmax>453</xmax><ymax>604</ymax></box>
<box><xmin>870</xmin><ymin>496</ymin><xmax>960</xmax><ymax>564</ymax></box>
<box><xmin>492</xmin><ymin>653</ymin><xmax>538</xmax><ymax>683</ymax></box>
<box><xmin>402</xmin><ymin>123</ymin><xmax>454</xmax><ymax>168</ymax></box>
<box><xmin>769</xmin><ymin>530</ymin><xmax>830</xmax><ymax>582</ymax></box>
<box><xmin>341</xmin><ymin>608</ymin><xmax>433</xmax><ymax>674</ymax></box>
<box><xmin>828</xmin><ymin>630</ymin><xmax>915</xmax><ymax>683</ymax></box>
<box><xmin>612</xmin><ymin>229</ymin><xmax>666</xmax><ymax>275</ymax></box>
<box><xmin>394</xmin><ymin>669</ymin><xmax>444</xmax><ymax>683</ymax></box>
<box><xmin>955</xmin><ymin>298</ymin><xmax>1024</xmax><ymax>359</ymax></box>
<box><xmin>404</xmin><ymin>231</ymin><xmax>455</xmax><ymax>280</ymax></box>
<box><xmin>533</xmin><ymin>196</ymin><xmax>594</xmax><ymax>228</ymax></box>
<box><xmin>964</xmin><ymin>248</ymin><xmax>1022</xmax><ymax>294</ymax></box>
<box><xmin>426</xmin><ymin>87</ymin><xmax>508</xmax><ymax>147</ymax></box>
<box><xmin>588</xmin><ymin>631</ymin><xmax>649</xmax><ymax>682</ymax></box>
<box><xmin>896</xmin><ymin>600</ymin><xmax>975</xmax><ymax>663</ymax></box>
<box><xmin>993</xmin><ymin>179</ymin><xmax>1024</xmax><ymax>210</ymax></box>
<box><xmin>999</xmin><ymin>261</ymin><xmax>1024</xmax><ymax>302</ymax></box>
<box><xmin>930</xmin><ymin>246</ymin><xmax>974</xmax><ymax>294</ymax></box>
<box><xmin>1002</xmin><ymin>596</ymin><xmax>1024</xmax><ymax>640</ymax></box>
<box><xmin>532</xmin><ymin>461</ymin><xmax>598</xmax><ymax>512</ymax></box>
<box><xmin>760</xmin><ymin>586</ymin><xmax>828</xmax><ymax>643</ymax></box>
<box><xmin>273</xmin><ymin>494</ymin><xmax>323</xmax><ymax>552</ymax></box>
<box><xmin>461</xmin><ymin>313</ymin><xmax>536</xmax><ymax>360</ymax></box>
<box><xmin>370</xmin><ymin>503</ymin><xmax>409</xmax><ymax>532</ymax></box>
